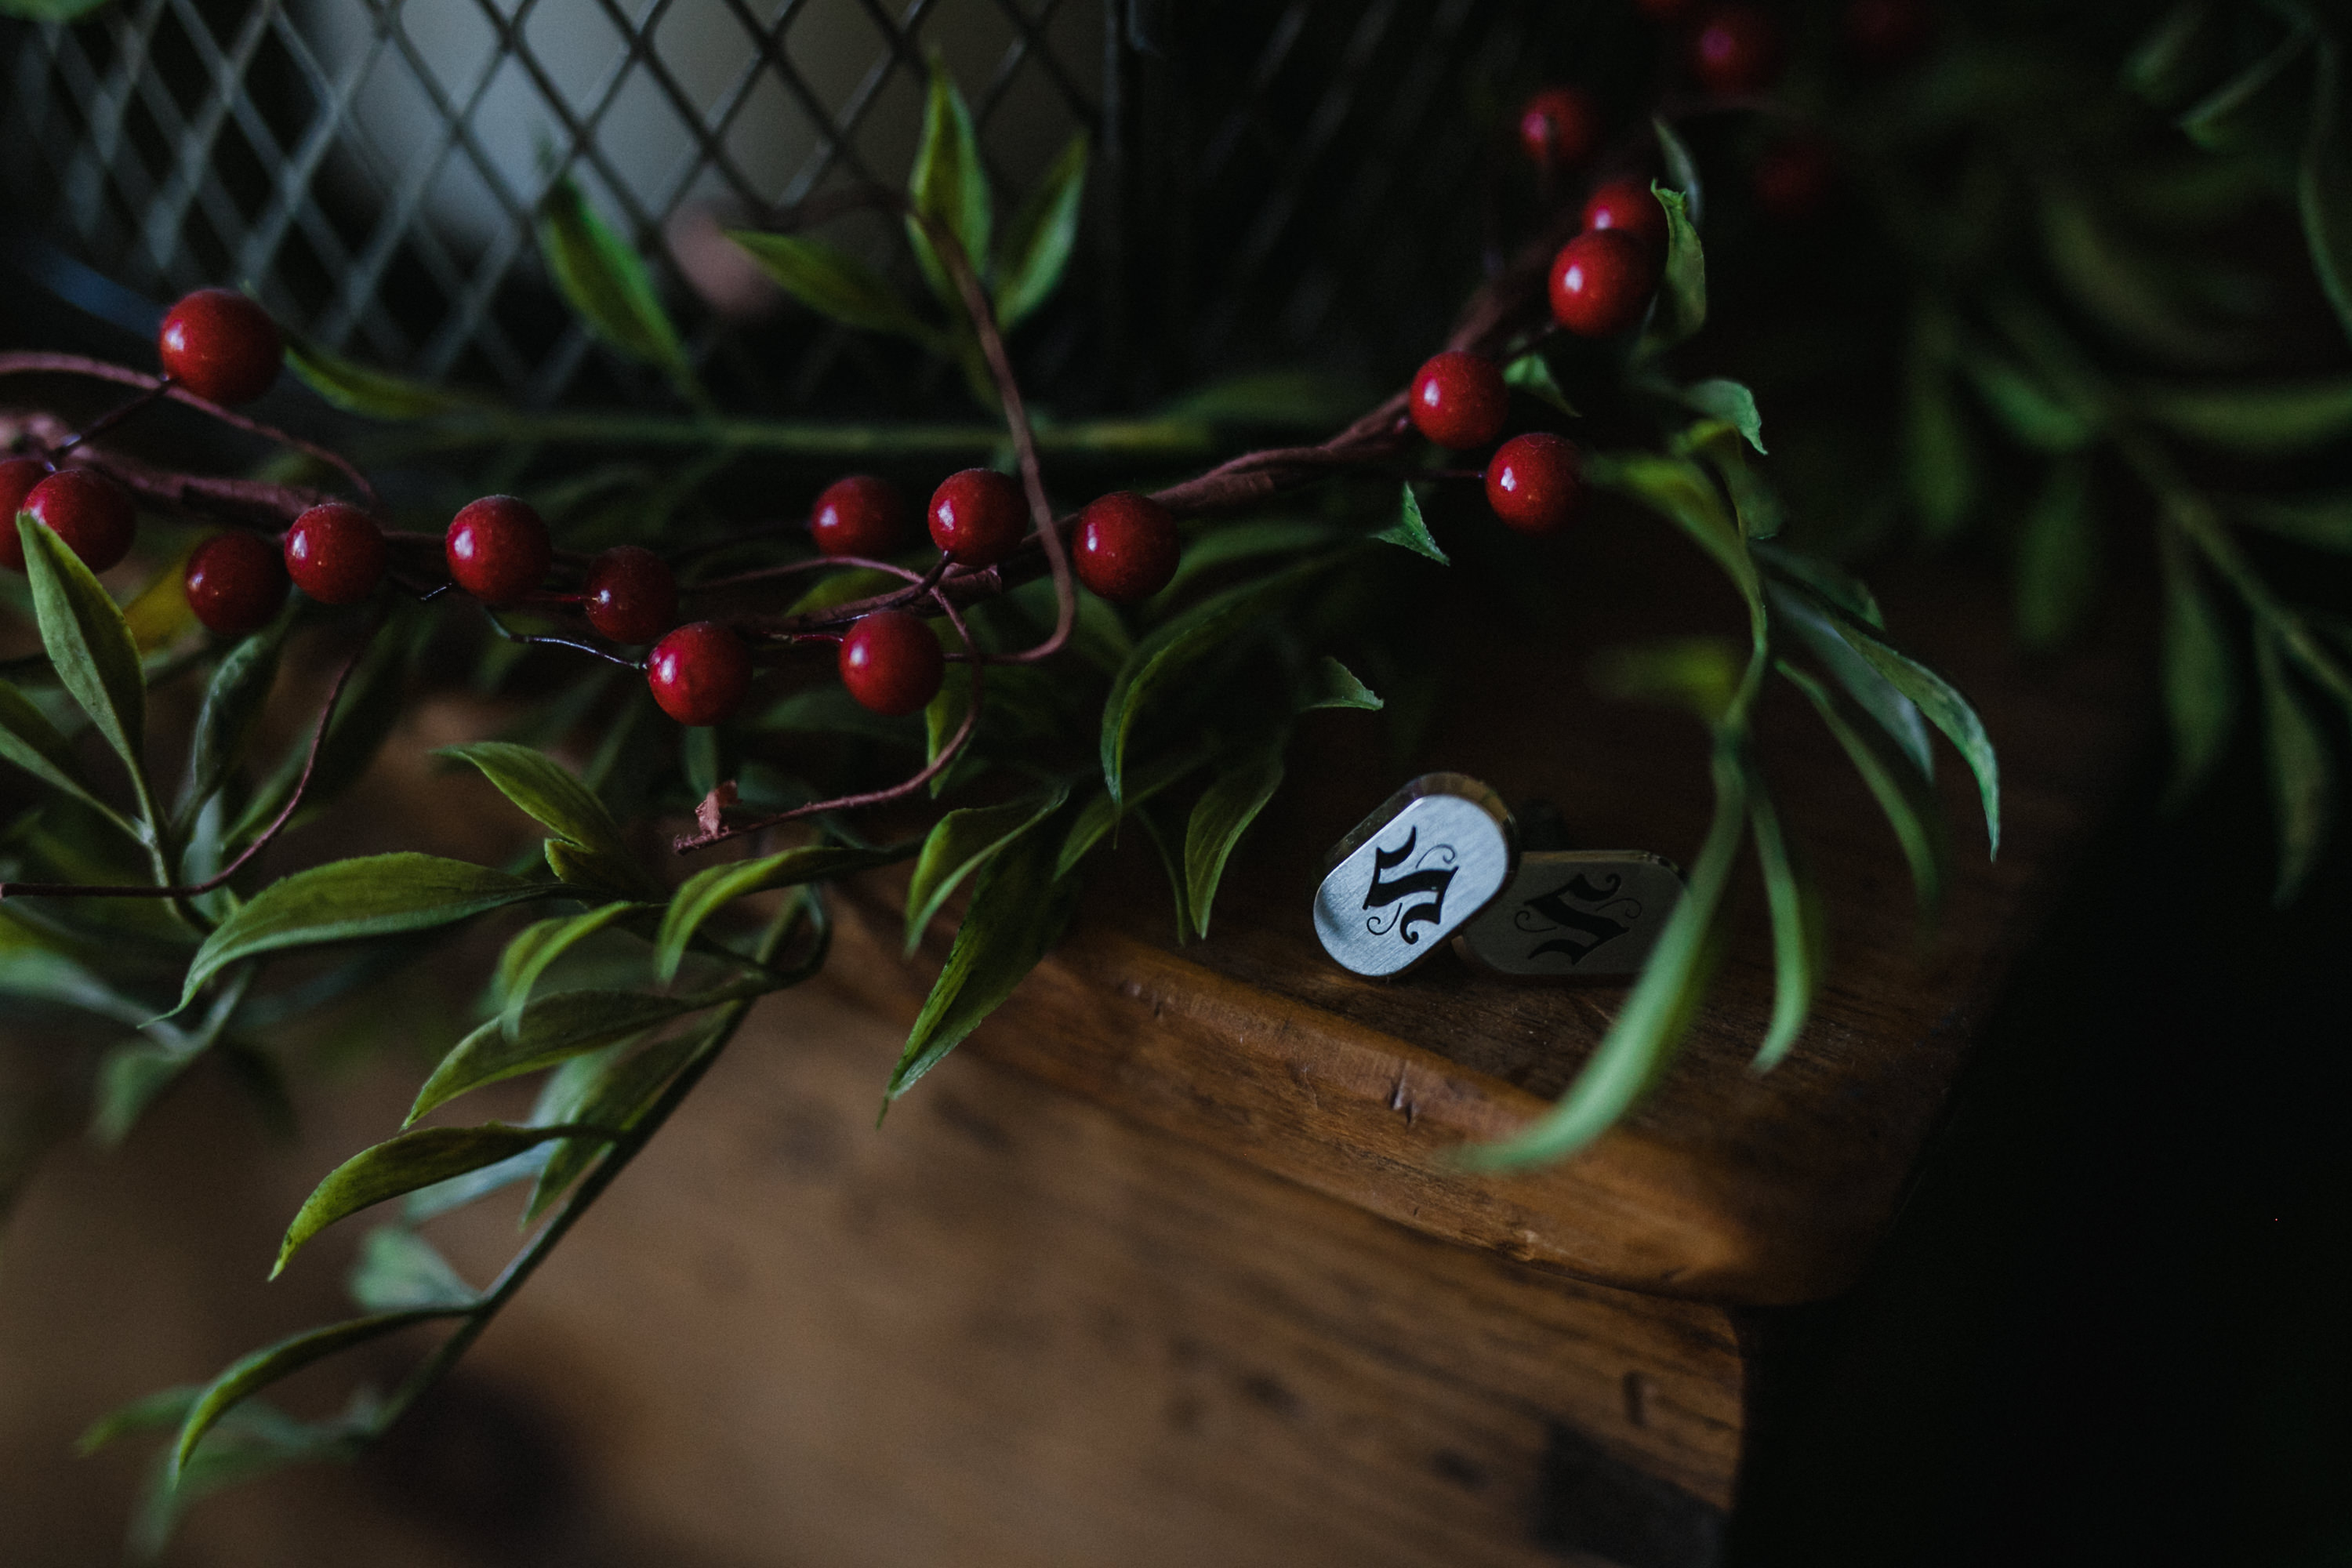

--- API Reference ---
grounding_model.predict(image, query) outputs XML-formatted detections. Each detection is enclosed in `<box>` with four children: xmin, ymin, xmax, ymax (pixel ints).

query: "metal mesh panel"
<box><xmin>3</xmin><ymin>0</ymin><xmax>1608</xmax><ymax>412</ymax></box>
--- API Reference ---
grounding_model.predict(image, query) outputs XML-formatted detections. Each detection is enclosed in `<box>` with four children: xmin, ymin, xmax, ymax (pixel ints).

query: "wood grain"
<box><xmin>825</xmin><ymin>517</ymin><xmax>2153</xmax><ymax>1307</ymax></box>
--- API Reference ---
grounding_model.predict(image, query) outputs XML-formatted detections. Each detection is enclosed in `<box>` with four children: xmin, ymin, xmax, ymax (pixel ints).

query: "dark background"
<box><xmin>1730</xmin><ymin>735</ymin><xmax>2352</xmax><ymax>1566</ymax></box>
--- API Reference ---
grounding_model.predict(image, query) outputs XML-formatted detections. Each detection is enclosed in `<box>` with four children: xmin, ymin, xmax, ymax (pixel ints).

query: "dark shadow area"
<box><xmin>1730</xmin><ymin>736</ymin><xmax>2352</xmax><ymax>1567</ymax></box>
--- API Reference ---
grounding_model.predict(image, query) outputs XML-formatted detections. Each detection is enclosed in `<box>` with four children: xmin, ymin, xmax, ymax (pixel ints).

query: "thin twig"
<box><xmin>0</xmin><ymin>614</ymin><xmax>386</xmax><ymax>902</ymax></box>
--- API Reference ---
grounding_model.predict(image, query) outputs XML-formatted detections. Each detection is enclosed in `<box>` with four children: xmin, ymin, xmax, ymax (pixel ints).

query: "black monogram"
<box><xmin>1513</xmin><ymin>871</ymin><xmax>1642</xmax><ymax>964</ymax></box>
<box><xmin>1362</xmin><ymin>827</ymin><xmax>1458</xmax><ymax>945</ymax></box>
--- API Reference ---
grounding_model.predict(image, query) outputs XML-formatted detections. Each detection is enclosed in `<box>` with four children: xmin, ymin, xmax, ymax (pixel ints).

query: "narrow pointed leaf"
<box><xmin>994</xmin><ymin>132</ymin><xmax>1088</xmax><ymax>330</ymax></box>
<box><xmin>726</xmin><ymin>232</ymin><xmax>938</xmax><ymax>343</ymax></box>
<box><xmin>537</xmin><ymin>178</ymin><xmax>699</xmax><ymax>401</ymax></box>
<box><xmin>1099</xmin><ymin>556</ymin><xmax>1333</xmax><ymax>802</ymax></box>
<box><xmin>906</xmin><ymin>61</ymin><xmax>994</xmax><ymax>313</ymax></box>
<box><xmin>1056</xmin><ymin>747</ymin><xmax>1210</xmax><ymax>877</ymax></box>
<box><xmin>285</xmin><ymin>332</ymin><xmax>483</xmax><ymax>420</ymax></box>
<box><xmin>172</xmin><ymin>1310</ymin><xmax>459</xmax><ymax>1474</ymax></box>
<box><xmin>2134</xmin><ymin>378</ymin><xmax>2352</xmax><ymax>455</ymax></box>
<box><xmin>1645</xmin><ymin>184</ymin><xmax>1706</xmax><ymax>350</ymax></box>
<box><xmin>80</xmin><ymin>1386</ymin><xmax>203</xmax><ymax>1455</ymax></box>
<box><xmin>2300</xmin><ymin>36</ymin><xmax>2352</xmax><ymax>350</ymax></box>
<box><xmin>2256</xmin><ymin>631</ymin><xmax>2331</xmax><ymax>905</ymax></box>
<box><xmin>0</xmin><ymin>674</ymin><xmax>107</xmax><ymax>809</ymax></box>
<box><xmin>527</xmin><ymin>1019</ymin><xmax>720</xmax><ymax>1221</ymax></box>
<box><xmin>2015</xmin><ymin>457</ymin><xmax>2101</xmax><ymax>651</ymax></box>
<box><xmin>1373</xmin><ymin>483</ymin><xmax>1449</xmax><ymax>562</ymax></box>
<box><xmin>496</xmin><ymin>903</ymin><xmax>638</xmax><ymax>1031</ymax></box>
<box><xmin>18</xmin><ymin>516</ymin><xmax>145</xmax><ymax>775</ymax></box>
<box><xmin>1779</xmin><ymin>661</ymin><xmax>1948</xmax><ymax>913</ymax></box>
<box><xmin>1183</xmin><ymin>746</ymin><xmax>1284</xmax><ymax>939</ymax></box>
<box><xmin>1503</xmin><ymin>350</ymin><xmax>1577</xmax><ymax>416</ymax></box>
<box><xmin>2124</xmin><ymin>1</ymin><xmax>2213</xmax><ymax>107</ymax></box>
<box><xmin>407</xmin><ymin>990</ymin><xmax>704</xmax><ymax>1124</ymax></box>
<box><xmin>277</xmin><ymin>1123</ymin><xmax>608</xmax><ymax>1276</ymax></box>
<box><xmin>1458</xmin><ymin>752</ymin><xmax>1744</xmax><ymax>1170</ymax></box>
<box><xmin>1679</xmin><ymin>379</ymin><xmax>1764</xmax><ymax>452</ymax></box>
<box><xmin>1653</xmin><ymin>114</ymin><xmax>1704</xmax><ymax>225</ymax></box>
<box><xmin>2158</xmin><ymin>525</ymin><xmax>2238</xmax><ymax>805</ymax></box>
<box><xmin>179</xmin><ymin>855</ymin><xmax>550</xmax><ymax>1012</ymax></box>
<box><xmin>655</xmin><ymin>843</ymin><xmax>898</xmax><ymax>982</ymax></box>
<box><xmin>1905</xmin><ymin>350</ymin><xmax>1976</xmax><ymax>542</ymax></box>
<box><xmin>178</xmin><ymin>628</ymin><xmax>284</xmax><ymax>822</ymax></box>
<box><xmin>886</xmin><ymin>832</ymin><xmax>1076</xmax><ymax>1102</ymax></box>
<box><xmin>1297</xmin><ymin>655</ymin><xmax>1383</xmax><ymax>712</ymax></box>
<box><xmin>1768</xmin><ymin>582</ymin><xmax>1933</xmax><ymax>778</ymax></box>
<box><xmin>436</xmin><ymin>741</ymin><xmax>633</xmax><ymax>863</ymax></box>
<box><xmin>903</xmin><ymin>784</ymin><xmax>1069</xmax><ymax>953</ymax></box>
<box><xmin>1744</xmin><ymin>768</ymin><xmax>1822</xmax><ymax>1073</ymax></box>
<box><xmin>400</xmin><ymin>1144</ymin><xmax>553</xmax><ymax>1224</ymax></box>
<box><xmin>1808</xmin><ymin>608</ymin><xmax>2000</xmax><ymax>855</ymax></box>
<box><xmin>1960</xmin><ymin>350</ymin><xmax>2095</xmax><ymax>452</ymax></box>
<box><xmin>2177</xmin><ymin>16</ymin><xmax>2313</xmax><ymax>152</ymax></box>
<box><xmin>347</xmin><ymin>1225</ymin><xmax>477</xmax><ymax>1312</ymax></box>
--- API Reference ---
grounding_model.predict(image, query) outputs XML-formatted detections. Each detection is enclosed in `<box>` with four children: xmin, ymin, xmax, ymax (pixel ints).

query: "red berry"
<box><xmin>157</xmin><ymin>289</ymin><xmax>283</xmax><ymax>406</ymax></box>
<box><xmin>1690</xmin><ymin>4</ymin><xmax>1785</xmax><ymax>96</ymax></box>
<box><xmin>1485</xmin><ymin>434</ymin><xmax>1584</xmax><ymax>536</ymax></box>
<box><xmin>1409</xmin><ymin>351</ymin><xmax>1509</xmax><ymax>450</ymax></box>
<box><xmin>445</xmin><ymin>495</ymin><xmax>553</xmax><ymax>604</ymax></box>
<box><xmin>1518</xmin><ymin>87</ymin><xmax>1599</xmax><ymax>169</ymax></box>
<box><xmin>926</xmin><ymin>469</ymin><xmax>1027</xmax><ymax>567</ymax></box>
<box><xmin>1073</xmin><ymin>492</ymin><xmax>1181</xmax><ymax>604</ymax></box>
<box><xmin>583</xmin><ymin>545</ymin><xmax>677</xmax><ymax>644</ymax></box>
<box><xmin>1581</xmin><ymin>179</ymin><xmax>1670</xmax><ymax>254</ymax></box>
<box><xmin>19</xmin><ymin>470</ymin><xmax>136</xmax><ymax>572</ymax></box>
<box><xmin>1845</xmin><ymin>0</ymin><xmax>1933</xmax><ymax>67</ymax></box>
<box><xmin>647</xmin><ymin>622</ymin><xmax>752</xmax><ymax>727</ymax></box>
<box><xmin>1549</xmin><ymin>230</ymin><xmax>1662</xmax><ymax>337</ymax></box>
<box><xmin>1755</xmin><ymin>136</ymin><xmax>1838</xmax><ymax>222</ymax></box>
<box><xmin>0</xmin><ymin>456</ymin><xmax>54</xmax><ymax>572</ymax></box>
<box><xmin>811</xmin><ymin>474</ymin><xmax>908</xmax><ymax>558</ymax></box>
<box><xmin>838</xmin><ymin>610</ymin><xmax>946</xmax><ymax>717</ymax></box>
<box><xmin>284</xmin><ymin>502</ymin><xmax>387</xmax><ymax>605</ymax></box>
<box><xmin>184</xmin><ymin>532</ymin><xmax>288</xmax><ymax>635</ymax></box>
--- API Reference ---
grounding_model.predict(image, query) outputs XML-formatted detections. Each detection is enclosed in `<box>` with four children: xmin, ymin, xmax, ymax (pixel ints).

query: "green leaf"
<box><xmin>1778</xmin><ymin>660</ymin><xmax>1948</xmax><ymax>915</ymax></box>
<box><xmin>2159</xmin><ymin>525</ymin><xmax>2238</xmax><ymax>807</ymax></box>
<box><xmin>2015</xmin><ymin>456</ymin><xmax>2101</xmax><ymax>652</ymax></box>
<box><xmin>1679</xmin><ymin>379</ymin><xmax>1764</xmax><ymax>453</ymax></box>
<box><xmin>91</xmin><ymin>1041</ymin><xmax>200</xmax><ymax>1148</ymax></box>
<box><xmin>1766</xmin><ymin>579</ymin><xmax>1933</xmax><ymax>779</ymax></box>
<box><xmin>172</xmin><ymin>1310</ymin><xmax>459</xmax><ymax>1473</ymax></box>
<box><xmin>284</xmin><ymin>332</ymin><xmax>484</xmax><ymax>420</ymax></box>
<box><xmin>2036</xmin><ymin>190</ymin><xmax>2253</xmax><ymax>369</ymax></box>
<box><xmin>906</xmin><ymin>60</ymin><xmax>994</xmax><ymax>313</ymax></box>
<box><xmin>80</xmin><ymin>1385</ymin><xmax>203</xmax><ymax>1455</ymax></box>
<box><xmin>1653</xmin><ymin>114</ymin><xmax>1704</xmax><ymax>226</ymax></box>
<box><xmin>756</xmin><ymin>683</ymin><xmax>922</xmax><ymax>746</ymax></box>
<box><xmin>2123</xmin><ymin>0</ymin><xmax>2213</xmax><ymax>107</ymax></box>
<box><xmin>1297</xmin><ymin>655</ymin><xmax>1383</xmax><ymax>712</ymax></box>
<box><xmin>923</xmin><ymin>662</ymin><xmax>977</xmax><ymax>799</ymax></box>
<box><xmin>1055</xmin><ymin>747</ymin><xmax>1209</xmax><ymax>877</ymax></box>
<box><xmin>436</xmin><ymin>742</ymin><xmax>633</xmax><ymax>864</ymax></box>
<box><xmin>1754</xmin><ymin>544</ymin><xmax>1883</xmax><ymax>626</ymax></box>
<box><xmin>886</xmin><ymin>831</ymin><xmax>1076</xmax><ymax>1102</ymax></box>
<box><xmin>275</xmin><ymin>1123</ymin><xmax>608</xmax><ymax>1277</ymax></box>
<box><xmin>0</xmin><ymin>673</ymin><xmax>112</xmax><ymax>818</ymax></box>
<box><xmin>18</xmin><ymin>515</ymin><xmax>146</xmax><ymax>777</ymax></box>
<box><xmin>1905</xmin><ymin>341</ymin><xmax>1977</xmax><ymax>541</ymax></box>
<box><xmin>141</xmin><ymin>1396</ymin><xmax>371</xmax><ymax>1558</ymax></box>
<box><xmin>903</xmin><ymin>784</ymin><xmax>1069</xmax><ymax>953</ymax></box>
<box><xmin>1183</xmin><ymin>745</ymin><xmax>1283</xmax><ymax>939</ymax></box>
<box><xmin>2178</xmin><ymin>15</ymin><xmax>2312</xmax><ymax>153</ymax></box>
<box><xmin>1959</xmin><ymin>349</ymin><xmax>2095</xmax><ymax>452</ymax></box>
<box><xmin>1744</xmin><ymin>768</ymin><xmax>1822</xmax><ymax>1074</ymax></box>
<box><xmin>1163</xmin><ymin>518</ymin><xmax>1343</xmax><ymax>597</ymax></box>
<box><xmin>1457</xmin><ymin>750</ymin><xmax>1744</xmax><ymax>1171</ymax></box>
<box><xmin>407</xmin><ymin>990</ymin><xmax>705</xmax><ymax>1125</ymax></box>
<box><xmin>2299</xmin><ymin>36</ymin><xmax>2352</xmax><ymax>350</ymax></box>
<box><xmin>1134</xmin><ymin>804</ymin><xmax>1191</xmax><ymax>940</ymax></box>
<box><xmin>347</xmin><ymin>1225</ymin><xmax>478</xmax><ymax>1312</ymax></box>
<box><xmin>1160</xmin><ymin>371</ymin><xmax>1371</xmax><ymax>429</ymax></box>
<box><xmin>2222</xmin><ymin>490</ymin><xmax>2352</xmax><ymax>548</ymax></box>
<box><xmin>1591</xmin><ymin>637</ymin><xmax>1743</xmax><ymax>724</ymax></box>
<box><xmin>1587</xmin><ymin>453</ymin><xmax>1762</xmax><ymax>634</ymax></box>
<box><xmin>507</xmin><ymin>902</ymin><xmax>644</xmax><ymax>1011</ymax></box>
<box><xmin>2256</xmin><ymin>630</ymin><xmax>2331</xmax><ymax>905</ymax></box>
<box><xmin>178</xmin><ymin>855</ymin><xmax>550</xmax><ymax>1013</ymax></box>
<box><xmin>1503</xmin><ymin>351</ymin><xmax>1578</xmax><ymax>417</ymax></box>
<box><xmin>1643</xmin><ymin>183</ymin><xmax>1706</xmax><ymax>351</ymax></box>
<box><xmin>725</xmin><ymin>232</ymin><xmax>938</xmax><ymax>344</ymax></box>
<box><xmin>2135</xmin><ymin>378</ymin><xmax>2352</xmax><ymax>455</ymax></box>
<box><xmin>1832</xmin><ymin>619</ymin><xmax>2002</xmax><ymax>856</ymax></box>
<box><xmin>526</xmin><ymin>1019</ymin><xmax>720</xmax><ymax>1221</ymax></box>
<box><xmin>655</xmin><ymin>843</ymin><xmax>896</xmax><ymax>982</ymax></box>
<box><xmin>1682</xmin><ymin>423</ymin><xmax>1784</xmax><ymax>540</ymax></box>
<box><xmin>1098</xmin><ymin>555</ymin><xmax>1333</xmax><ymax>802</ymax></box>
<box><xmin>994</xmin><ymin>132</ymin><xmax>1089</xmax><ymax>330</ymax></box>
<box><xmin>177</xmin><ymin>628</ymin><xmax>284</xmax><ymax>823</ymax></box>
<box><xmin>537</xmin><ymin>177</ymin><xmax>701</xmax><ymax>402</ymax></box>
<box><xmin>1373</xmin><ymin>483</ymin><xmax>1449</xmax><ymax>563</ymax></box>
<box><xmin>400</xmin><ymin>1144</ymin><xmax>553</xmax><ymax>1224</ymax></box>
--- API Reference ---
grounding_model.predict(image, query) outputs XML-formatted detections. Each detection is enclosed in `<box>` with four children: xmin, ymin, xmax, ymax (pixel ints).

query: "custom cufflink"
<box><xmin>1312</xmin><ymin>775</ymin><xmax>1683</xmax><ymax>981</ymax></box>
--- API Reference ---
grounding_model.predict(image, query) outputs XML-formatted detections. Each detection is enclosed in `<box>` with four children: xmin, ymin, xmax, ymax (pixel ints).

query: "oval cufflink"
<box><xmin>1312</xmin><ymin>775</ymin><xmax>1685</xmax><ymax>981</ymax></box>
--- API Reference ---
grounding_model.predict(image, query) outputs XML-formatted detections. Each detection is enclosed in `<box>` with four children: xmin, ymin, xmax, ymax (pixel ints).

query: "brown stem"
<box><xmin>51</xmin><ymin>377</ymin><xmax>175</xmax><ymax>458</ymax></box>
<box><xmin>0</xmin><ymin>614</ymin><xmax>384</xmax><ymax>903</ymax></box>
<box><xmin>675</xmin><ymin>584</ymin><xmax>985</xmax><ymax>852</ymax></box>
<box><xmin>0</xmin><ymin>352</ymin><xmax>378</xmax><ymax>503</ymax></box>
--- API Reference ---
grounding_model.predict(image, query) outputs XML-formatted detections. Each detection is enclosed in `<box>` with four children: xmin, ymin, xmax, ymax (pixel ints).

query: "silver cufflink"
<box><xmin>1312</xmin><ymin>774</ymin><xmax>1682</xmax><ymax>981</ymax></box>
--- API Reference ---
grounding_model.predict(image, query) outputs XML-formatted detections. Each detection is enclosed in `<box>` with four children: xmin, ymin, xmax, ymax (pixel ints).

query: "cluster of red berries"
<box><xmin>1406</xmin><ymin>353</ymin><xmax>1584</xmax><ymax>539</ymax></box>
